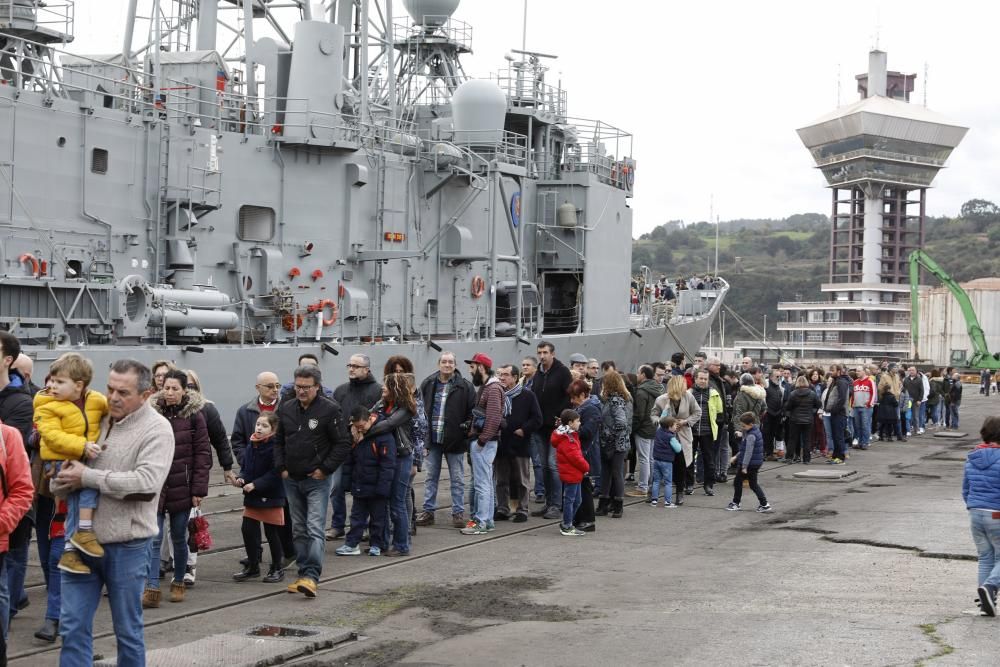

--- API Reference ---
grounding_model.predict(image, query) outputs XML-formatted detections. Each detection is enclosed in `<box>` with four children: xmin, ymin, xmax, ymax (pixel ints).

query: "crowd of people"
<box><xmin>629</xmin><ymin>274</ymin><xmax>724</xmax><ymax>312</ymax></box>
<box><xmin>0</xmin><ymin>327</ymin><xmax>993</xmax><ymax>662</ymax></box>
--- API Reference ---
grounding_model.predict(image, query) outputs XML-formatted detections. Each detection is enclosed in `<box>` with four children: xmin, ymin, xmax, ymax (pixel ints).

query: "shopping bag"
<box><xmin>187</xmin><ymin>507</ymin><xmax>213</xmax><ymax>552</ymax></box>
<box><xmin>774</xmin><ymin>439</ymin><xmax>786</xmax><ymax>458</ymax></box>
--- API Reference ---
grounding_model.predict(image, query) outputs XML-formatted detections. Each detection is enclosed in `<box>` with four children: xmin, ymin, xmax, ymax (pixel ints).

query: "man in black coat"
<box><xmin>273</xmin><ymin>365</ymin><xmax>351</xmax><ymax>598</ymax></box>
<box><xmin>495</xmin><ymin>365</ymin><xmax>542</xmax><ymax>522</ymax></box>
<box><xmin>530</xmin><ymin>341</ymin><xmax>572</xmax><ymax>519</ymax></box>
<box><xmin>327</xmin><ymin>354</ymin><xmax>383</xmax><ymax>539</ymax></box>
<box><xmin>763</xmin><ymin>368</ymin><xmax>785</xmax><ymax>460</ymax></box>
<box><xmin>415</xmin><ymin>352</ymin><xmax>476</xmax><ymax>528</ymax></box>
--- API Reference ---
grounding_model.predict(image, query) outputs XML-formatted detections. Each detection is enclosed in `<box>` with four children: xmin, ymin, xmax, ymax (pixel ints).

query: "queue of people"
<box><xmin>2</xmin><ymin>324</ymin><xmax>997</xmax><ymax>663</ymax></box>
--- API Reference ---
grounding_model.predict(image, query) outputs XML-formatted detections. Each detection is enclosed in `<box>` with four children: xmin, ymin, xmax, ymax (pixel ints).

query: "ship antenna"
<box><xmin>522</xmin><ymin>0</ymin><xmax>528</xmax><ymax>55</ymax></box>
<box><xmin>923</xmin><ymin>61</ymin><xmax>928</xmax><ymax>107</ymax></box>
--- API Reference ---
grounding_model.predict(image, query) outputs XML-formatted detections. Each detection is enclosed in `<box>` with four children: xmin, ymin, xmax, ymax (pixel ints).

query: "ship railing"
<box><xmin>392</xmin><ymin>16</ymin><xmax>473</xmax><ymax>53</ymax></box>
<box><xmin>532</xmin><ymin>116</ymin><xmax>634</xmax><ymax>188</ymax></box>
<box><xmin>418</xmin><ymin>127</ymin><xmax>529</xmax><ymax>170</ymax></box>
<box><xmin>0</xmin><ymin>1</ymin><xmax>74</xmax><ymax>36</ymax></box>
<box><xmin>489</xmin><ymin>68</ymin><xmax>567</xmax><ymax>116</ymax></box>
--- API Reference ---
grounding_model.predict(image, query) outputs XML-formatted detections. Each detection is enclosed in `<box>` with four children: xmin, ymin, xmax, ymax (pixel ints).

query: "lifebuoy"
<box><xmin>307</xmin><ymin>299</ymin><xmax>338</xmax><ymax>326</ymax></box>
<box><xmin>18</xmin><ymin>253</ymin><xmax>39</xmax><ymax>277</ymax></box>
<box><xmin>471</xmin><ymin>275</ymin><xmax>485</xmax><ymax>299</ymax></box>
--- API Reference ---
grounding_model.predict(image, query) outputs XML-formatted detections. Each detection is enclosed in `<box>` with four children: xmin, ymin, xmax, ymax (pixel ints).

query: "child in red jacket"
<box><xmin>551</xmin><ymin>409</ymin><xmax>590</xmax><ymax>536</ymax></box>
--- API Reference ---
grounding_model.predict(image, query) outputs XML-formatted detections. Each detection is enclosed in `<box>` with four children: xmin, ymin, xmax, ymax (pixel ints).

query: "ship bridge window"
<box><xmin>238</xmin><ymin>205</ymin><xmax>276</xmax><ymax>242</ymax></box>
<box><xmin>91</xmin><ymin>148</ymin><xmax>108</xmax><ymax>174</ymax></box>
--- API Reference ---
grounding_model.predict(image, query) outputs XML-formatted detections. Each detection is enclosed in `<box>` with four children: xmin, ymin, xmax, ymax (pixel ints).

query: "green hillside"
<box><xmin>633</xmin><ymin>200</ymin><xmax>1000</xmax><ymax>345</ymax></box>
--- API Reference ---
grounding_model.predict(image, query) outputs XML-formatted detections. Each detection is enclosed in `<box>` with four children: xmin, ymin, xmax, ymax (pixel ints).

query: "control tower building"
<box><xmin>776</xmin><ymin>50</ymin><xmax>967</xmax><ymax>363</ymax></box>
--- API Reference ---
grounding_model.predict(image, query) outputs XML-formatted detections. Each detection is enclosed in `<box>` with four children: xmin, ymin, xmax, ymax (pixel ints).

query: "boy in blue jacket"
<box><xmin>726</xmin><ymin>412</ymin><xmax>772</xmax><ymax>513</ymax></box>
<box><xmin>962</xmin><ymin>415</ymin><xmax>1000</xmax><ymax>616</ymax></box>
<box><xmin>336</xmin><ymin>406</ymin><xmax>397</xmax><ymax>557</ymax></box>
<box><xmin>651</xmin><ymin>416</ymin><xmax>682</xmax><ymax>507</ymax></box>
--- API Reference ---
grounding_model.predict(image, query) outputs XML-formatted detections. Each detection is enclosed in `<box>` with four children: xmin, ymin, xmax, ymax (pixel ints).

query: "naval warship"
<box><xmin>0</xmin><ymin>0</ymin><xmax>726</xmax><ymax>416</ymax></box>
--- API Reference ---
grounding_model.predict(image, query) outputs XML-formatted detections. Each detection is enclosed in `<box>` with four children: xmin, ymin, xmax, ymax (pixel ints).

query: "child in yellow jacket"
<box><xmin>33</xmin><ymin>352</ymin><xmax>108</xmax><ymax>575</ymax></box>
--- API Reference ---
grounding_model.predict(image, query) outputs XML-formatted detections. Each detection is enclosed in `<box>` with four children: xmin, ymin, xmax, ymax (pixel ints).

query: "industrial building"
<box><xmin>917</xmin><ymin>278</ymin><xmax>1000</xmax><ymax>367</ymax></box>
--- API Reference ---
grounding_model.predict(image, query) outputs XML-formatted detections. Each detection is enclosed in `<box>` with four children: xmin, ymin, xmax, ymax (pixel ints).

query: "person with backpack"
<box><xmin>783</xmin><ymin>376</ymin><xmax>821</xmax><ymax>463</ymax></box>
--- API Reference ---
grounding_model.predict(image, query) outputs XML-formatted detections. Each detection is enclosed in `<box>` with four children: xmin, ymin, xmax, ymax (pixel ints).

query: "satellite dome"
<box><xmin>452</xmin><ymin>79</ymin><xmax>507</xmax><ymax>145</ymax></box>
<box><xmin>403</xmin><ymin>0</ymin><xmax>460</xmax><ymax>27</ymax></box>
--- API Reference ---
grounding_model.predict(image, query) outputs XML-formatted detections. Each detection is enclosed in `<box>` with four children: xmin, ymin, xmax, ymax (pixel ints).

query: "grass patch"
<box><xmin>915</xmin><ymin>621</ymin><xmax>955</xmax><ymax>666</ymax></box>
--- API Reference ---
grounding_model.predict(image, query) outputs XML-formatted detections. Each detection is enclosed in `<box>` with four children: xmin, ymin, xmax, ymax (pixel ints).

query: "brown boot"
<box><xmin>142</xmin><ymin>588</ymin><xmax>161</xmax><ymax>609</ymax></box>
<box><xmin>169</xmin><ymin>582</ymin><xmax>185</xmax><ymax>603</ymax></box>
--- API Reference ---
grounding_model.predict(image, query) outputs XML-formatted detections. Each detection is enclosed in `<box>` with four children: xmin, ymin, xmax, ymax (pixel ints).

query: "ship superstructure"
<box><xmin>0</xmin><ymin>0</ymin><xmax>725</xmax><ymax>415</ymax></box>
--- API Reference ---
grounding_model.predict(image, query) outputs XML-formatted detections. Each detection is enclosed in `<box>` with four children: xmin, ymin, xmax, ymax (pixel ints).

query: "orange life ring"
<box><xmin>471</xmin><ymin>275</ymin><xmax>485</xmax><ymax>299</ymax></box>
<box><xmin>282</xmin><ymin>313</ymin><xmax>303</xmax><ymax>332</ymax></box>
<box><xmin>307</xmin><ymin>299</ymin><xmax>338</xmax><ymax>326</ymax></box>
<box><xmin>18</xmin><ymin>253</ymin><xmax>39</xmax><ymax>277</ymax></box>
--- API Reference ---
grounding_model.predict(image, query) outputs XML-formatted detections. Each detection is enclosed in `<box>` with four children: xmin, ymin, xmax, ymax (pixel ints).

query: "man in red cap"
<box><xmin>461</xmin><ymin>353</ymin><xmax>505</xmax><ymax>535</ymax></box>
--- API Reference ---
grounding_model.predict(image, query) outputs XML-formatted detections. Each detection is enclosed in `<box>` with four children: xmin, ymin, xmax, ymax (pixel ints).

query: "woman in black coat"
<box><xmin>570</xmin><ymin>379</ymin><xmax>602</xmax><ymax>531</ymax></box>
<box><xmin>783</xmin><ymin>376</ymin><xmax>821</xmax><ymax>463</ymax></box>
<box><xmin>145</xmin><ymin>370</ymin><xmax>211</xmax><ymax>605</ymax></box>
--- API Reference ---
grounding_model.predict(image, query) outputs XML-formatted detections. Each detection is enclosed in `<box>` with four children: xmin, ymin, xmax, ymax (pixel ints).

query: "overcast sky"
<box><xmin>69</xmin><ymin>1</ymin><xmax>1000</xmax><ymax>237</ymax></box>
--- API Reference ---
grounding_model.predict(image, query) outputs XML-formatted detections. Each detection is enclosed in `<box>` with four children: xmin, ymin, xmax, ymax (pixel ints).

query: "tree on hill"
<box><xmin>960</xmin><ymin>199</ymin><xmax>1000</xmax><ymax>225</ymax></box>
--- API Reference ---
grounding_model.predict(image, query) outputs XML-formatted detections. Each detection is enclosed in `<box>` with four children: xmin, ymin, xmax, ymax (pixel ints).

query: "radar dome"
<box><xmin>452</xmin><ymin>79</ymin><xmax>507</xmax><ymax>145</ymax></box>
<box><xmin>403</xmin><ymin>0</ymin><xmax>460</xmax><ymax>27</ymax></box>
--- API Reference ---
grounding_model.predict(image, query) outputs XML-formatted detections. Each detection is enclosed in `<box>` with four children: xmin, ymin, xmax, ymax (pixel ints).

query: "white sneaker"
<box><xmin>852</xmin><ymin>439</ymin><xmax>858</xmax><ymax>446</ymax></box>
<box><xmin>183</xmin><ymin>566</ymin><xmax>196</xmax><ymax>587</ymax></box>
<box><xmin>918</xmin><ymin>428</ymin><xmax>925</xmax><ymax>434</ymax></box>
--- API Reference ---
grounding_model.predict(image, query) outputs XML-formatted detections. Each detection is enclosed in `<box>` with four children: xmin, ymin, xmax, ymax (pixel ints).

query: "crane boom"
<box><xmin>909</xmin><ymin>249</ymin><xmax>1000</xmax><ymax>369</ymax></box>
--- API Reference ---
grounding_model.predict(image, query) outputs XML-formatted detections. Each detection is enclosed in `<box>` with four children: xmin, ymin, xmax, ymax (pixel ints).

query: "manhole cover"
<box><xmin>933</xmin><ymin>431</ymin><xmax>968</xmax><ymax>439</ymax></box>
<box><xmin>247</xmin><ymin>625</ymin><xmax>320</xmax><ymax>638</ymax></box>
<box><xmin>792</xmin><ymin>468</ymin><xmax>858</xmax><ymax>481</ymax></box>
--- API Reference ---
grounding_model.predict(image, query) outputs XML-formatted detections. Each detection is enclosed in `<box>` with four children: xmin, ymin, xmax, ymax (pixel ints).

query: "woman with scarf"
<box><xmin>654</xmin><ymin>375</ymin><xmax>701</xmax><ymax>505</ymax></box>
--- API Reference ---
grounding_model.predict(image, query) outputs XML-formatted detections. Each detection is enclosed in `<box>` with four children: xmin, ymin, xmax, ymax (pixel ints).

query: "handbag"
<box><xmin>187</xmin><ymin>506</ymin><xmax>212</xmax><ymax>552</ymax></box>
<box><xmin>394</xmin><ymin>426</ymin><xmax>414</xmax><ymax>456</ymax></box>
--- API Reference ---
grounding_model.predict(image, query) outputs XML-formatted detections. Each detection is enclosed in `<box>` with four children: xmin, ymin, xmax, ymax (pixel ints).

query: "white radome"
<box><xmin>402</xmin><ymin>0</ymin><xmax>460</xmax><ymax>26</ymax></box>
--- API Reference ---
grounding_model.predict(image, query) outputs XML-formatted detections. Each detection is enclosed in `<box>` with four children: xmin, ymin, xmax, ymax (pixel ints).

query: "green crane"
<box><xmin>909</xmin><ymin>249</ymin><xmax>1000</xmax><ymax>369</ymax></box>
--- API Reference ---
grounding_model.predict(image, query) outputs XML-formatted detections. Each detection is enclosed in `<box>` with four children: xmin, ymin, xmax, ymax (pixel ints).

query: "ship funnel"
<box><xmin>284</xmin><ymin>21</ymin><xmax>345</xmax><ymax>142</ymax></box>
<box><xmin>402</xmin><ymin>0</ymin><xmax>460</xmax><ymax>27</ymax></box>
<box><xmin>452</xmin><ymin>79</ymin><xmax>507</xmax><ymax>146</ymax></box>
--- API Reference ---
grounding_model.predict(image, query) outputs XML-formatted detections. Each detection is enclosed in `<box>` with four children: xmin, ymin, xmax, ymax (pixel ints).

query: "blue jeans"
<box><xmin>60</xmin><ymin>537</ymin><xmax>151</xmax><ymax>667</ymax></box>
<box><xmin>530</xmin><ymin>436</ymin><xmax>545</xmax><ymax>497</ymax></box>
<box><xmin>916</xmin><ymin>401</ymin><xmax>926</xmax><ymax>430</ymax></box>
<box><xmin>948</xmin><ymin>404</ymin><xmax>960</xmax><ymax>429</ymax></box>
<box><xmin>853</xmin><ymin>406</ymin><xmax>872</xmax><ymax>447</ymax></box>
<box><xmin>650</xmin><ymin>460</ymin><xmax>674</xmax><ymax>503</ymax></box>
<box><xmin>970</xmin><ymin>510</ymin><xmax>1000</xmax><ymax>587</ymax></box>
<box><xmin>65</xmin><ymin>487</ymin><xmax>100</xmax><ymax>541</ymax></box>
<box><xmin>562</xmin><ymin>482</ymin><xmax>582</xmax><ymax>528</ymax></box>
<box><xmin>829</xmin><ymin>414</ymin><xmax>847</xmax><ymax>460</ymax></box>
<box><xmin>35</xmin><ymin>495</ymin><xmax>65</xmax><ymax>622</ymax></box>
<box><xmin>147</xmin><ymin>510</ymin><xmax>189</xmax><ymax>589</ymax></box>
<box><xmin>821</xmin><ymin>415</ymin><xmax>833</xmax><ymax>452</ymax></box>
<box><xmin>4</xmin><ymin>538</ymin><xmax>28</xmax><ymax>621</ymax></box>
<box><xmin>929</xmin><ymin>402</ymin><xmax>941</xmax><ymax>425</ymax></box>
<box><xmin>328</xmin><ymin>466</ymin><xmax>346</xmax><ymax>532</ymax></box>
<box><xmin>383</xmin><ymin>452</ymin><xmax>414</xmax><ymax>553</ymax></box>
<box><xmin>284</xmin><ymin>475</ymin><xmax>333</xmax><ymax>582</ymax></box>
<box><xmin>534</xmin><ymin>432</ymin><xmax>562</xmax><ymax>509</ymax></box>
<box><xmin>421</xmin><ymin>445</ymin><xmax>466</xmax><ymax>515</ymax></box>
<box><xmin>470</xmin><ymin>440</ymin><xmax>497</xmax><ymax>525</ymax></box>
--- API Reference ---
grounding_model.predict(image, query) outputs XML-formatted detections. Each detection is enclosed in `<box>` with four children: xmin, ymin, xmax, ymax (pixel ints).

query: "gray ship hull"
<box><xmin>25</xmin><ymin>304</ymin><xmax>721</xmax><ymax>419</ymax></box>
